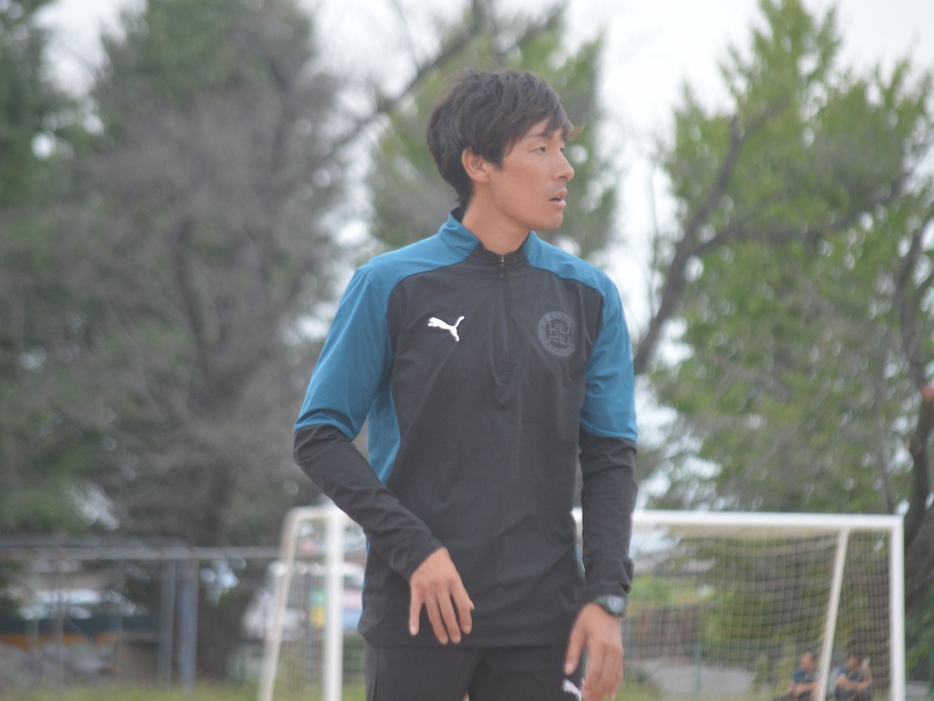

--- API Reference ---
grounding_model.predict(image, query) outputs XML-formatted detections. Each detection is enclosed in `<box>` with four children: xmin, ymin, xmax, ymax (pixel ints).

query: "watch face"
<box><xmin>595</xmin><ymin>595</ymin><xmax>627</xmax><ymax>616</ymax></box>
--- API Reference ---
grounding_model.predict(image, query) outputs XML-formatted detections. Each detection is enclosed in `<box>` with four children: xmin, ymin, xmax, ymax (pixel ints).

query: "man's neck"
<box><xmin>460</xmin><ymin>200</ymin><xmax>529</xmax><ymax>255</ymax></box>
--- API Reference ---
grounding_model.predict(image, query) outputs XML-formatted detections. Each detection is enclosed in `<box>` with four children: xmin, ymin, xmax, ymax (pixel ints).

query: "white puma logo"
<box><xmin>562</xmin><ymin>679</ymin><xmax>582</xmax><ymax>700</ymax></box>
<box><xmin>427</xmin><ymin>316</ymin><xmax>465</xmax><ymax>342</ymax></box>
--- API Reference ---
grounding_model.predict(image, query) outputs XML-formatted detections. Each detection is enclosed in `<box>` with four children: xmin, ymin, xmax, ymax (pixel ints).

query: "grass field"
<box><xmin>0</xmin><ymin>684</ymin><xmax>377</xmax><ymax>701</ymax></box>
<box><xmin>0</xmin><ymin>686</ymin><xmax>785</xmax><ymax>701</ymax></box>
<box><xmin>0</xmin><ymin>683</ymin><xmax>666</xmax><ymax>701</ymax></box>
<box><xmin>3</xmin><ymin>685</ymin><xmax>260</xmax><ymax>701</ymax></box>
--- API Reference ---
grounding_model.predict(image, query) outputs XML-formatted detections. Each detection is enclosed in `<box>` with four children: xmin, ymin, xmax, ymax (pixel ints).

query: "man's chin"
<box><xmin>536</xmin><ymin>216</ymin><xmax>565</xmax><ymax>232</ymax></box>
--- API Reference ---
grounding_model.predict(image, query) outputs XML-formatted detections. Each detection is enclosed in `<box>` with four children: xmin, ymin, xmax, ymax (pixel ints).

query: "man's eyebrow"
<box><xmin>523</xmin><ymin>129</ymin><xmax>563</xmax><ymax>140</ymax></box>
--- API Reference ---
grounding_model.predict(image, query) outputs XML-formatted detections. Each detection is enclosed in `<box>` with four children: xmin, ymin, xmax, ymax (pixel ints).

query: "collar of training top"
<box><xmin>441</xmin><ymin>210</ymin><xmax>539</xmax><ymax>265</ymax></box>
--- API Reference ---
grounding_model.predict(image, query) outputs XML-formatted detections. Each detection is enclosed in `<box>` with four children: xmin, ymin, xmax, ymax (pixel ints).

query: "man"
<box><xmin>777</xmin><ymin>651</ymin><xmax>819</xmax><ymax>701</ymax></box>
<box><xmin>294</xmin><ymin>70</ymin><xmax>638</xmax><ymax>701</ymax></box>
<box><xmin>834</xmin><ymin>653</ymin><xmax>873</xmax><ymax>701</ymax></box>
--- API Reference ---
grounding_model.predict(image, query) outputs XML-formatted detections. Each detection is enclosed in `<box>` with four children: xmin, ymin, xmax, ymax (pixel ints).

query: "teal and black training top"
<box><xmin>294</xmin><ymin>212</ymin><xmax>638</xmax><ymax>647</ymax></box>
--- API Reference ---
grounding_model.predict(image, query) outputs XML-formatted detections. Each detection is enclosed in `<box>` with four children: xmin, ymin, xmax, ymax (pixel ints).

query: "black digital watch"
<box><xmin>591</xmin><ymin>594</ymin><xmax>628</xmax><ymax>617</ymax></box>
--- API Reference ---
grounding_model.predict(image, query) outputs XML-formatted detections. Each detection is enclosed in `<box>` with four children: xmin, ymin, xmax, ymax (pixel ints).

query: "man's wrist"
<box><xmin>590</xmin><ymin>594</ymin><xmax>628</xmax><ymax>617</ymax></box>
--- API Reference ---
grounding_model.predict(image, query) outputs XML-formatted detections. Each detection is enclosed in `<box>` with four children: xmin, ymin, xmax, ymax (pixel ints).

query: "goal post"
<box><xmin>258</xmin><ymin>506</ymin><xmax>905</xmax><ymax>701</ymax></box>
<box><xmin>258</xmin><ymin>505</ymin><xmax>352</xmax><ymax>701</ymax></box>
<box><xmin>617</xmin><ymin>510</ymin><xmax>904</xmax><ymax>701</ymax></box>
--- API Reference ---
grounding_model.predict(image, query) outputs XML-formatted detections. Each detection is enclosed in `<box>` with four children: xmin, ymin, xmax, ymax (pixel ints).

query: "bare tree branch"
<box><xmin>634</xmin><ymin>98</ymin><xmax>913</xmax><ymax>377</ymax></box>
<box><xmin>905</xmin><ymin>387</ymin><xmax>934</xmax><ymax>550</ymax></box>
<box><xmin>906</xmin><ymin>504</ymin><xmax>934</xmax><ymax>609</ymax></box>
<box><xmin>894</xmin><ymin>205</ymin><xmax>934</xmax><ymax>388</ymax></box>
<box><xmin>633</xmin><ymin>114</ymin><xmax>751</xmax><ymax>375</ymax></box>
<box><xmin>893</xmin><ymin>206</ymin><xmax>934</xmax><ymax>564</ymax></box>
<box><xmin>326</xmin><ymin>0</ymin><xmax>493</xmax><ymax>154</ymax></box>
<box><xmin>326</xmin><ymin>0</ymin><xmax>563</xmax><ymax>156</ymax></box>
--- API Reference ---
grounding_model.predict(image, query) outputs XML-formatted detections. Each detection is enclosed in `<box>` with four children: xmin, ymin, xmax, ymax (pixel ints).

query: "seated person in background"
<box><xmin>834</xmin><ymin>652</ymin><xmax>873</xmax><ymax>701</ymax></box>
<box><xmin>777</xmin><ymin>651</ymin><xmax>819</xmax><ymax>701</ymax></box>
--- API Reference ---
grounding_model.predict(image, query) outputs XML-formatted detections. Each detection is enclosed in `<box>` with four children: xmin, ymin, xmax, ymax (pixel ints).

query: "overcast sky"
<box><xmin>38</xmin><ymin>0</ymin><xmax>934</xmax><ymax>324</ymax></box>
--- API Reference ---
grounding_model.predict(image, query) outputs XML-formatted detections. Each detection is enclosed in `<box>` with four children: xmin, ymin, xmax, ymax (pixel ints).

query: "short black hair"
<box><xmin>426</xmin><ymin>70</ymin><xmax>577</xmax><ymax>209</ymax></box>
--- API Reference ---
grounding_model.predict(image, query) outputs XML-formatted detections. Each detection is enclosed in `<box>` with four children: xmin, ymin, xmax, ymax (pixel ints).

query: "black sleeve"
<box><xmin>578</xmin><ymin>428</ymin><xmax>638</xmax><ymax>600</ymax></box>
<box><xmin>294</xmin><ymin>423</ymin><xmax>444</xmax><ymax>580</ymax></box>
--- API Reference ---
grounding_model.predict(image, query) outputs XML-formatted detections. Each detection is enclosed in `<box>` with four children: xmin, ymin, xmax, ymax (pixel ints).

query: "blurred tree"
<box><xmin>0</xmin><ymin>0</ymin><xmax>97</xmax><ymax>533</ymax></box>
<box><xmin>368</xmin><ymin>1</ymin><xmax>618</xmax><ymax>261</ymax></box>
<box><xmin>83</xmin><ymin>0</ymin><xmax>339</xmax><ymax>539</ymax></box>
<box><xmin>635</xmin><ymin>0</ymin><xmax>934</xmax><ymax>618</ymax></box>
<box><xmin>0</xmin><ymin>0</ymin><xmax>58</xmax><ymax>203</ymax></box>
<box><xmin>57</xmin><ymin>0</ymin><xmax>344</xmax><ymax>676</ymax></box>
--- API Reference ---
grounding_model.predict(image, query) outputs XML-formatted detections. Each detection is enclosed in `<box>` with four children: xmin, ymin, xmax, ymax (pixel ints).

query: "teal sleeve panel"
<box><xmin>295</xmin><ymin>267</ymin><xmax>393</xmax><ymax>450</ymax></box>
<box><xmin>296</xmin><ymin>222</ymin><xmax>474</xmax><ymax>481</ymax></box>
<box><xmin>581</xmin><ymin>280</ymin><xmax>638</xmax><ymax>443</ymax></box>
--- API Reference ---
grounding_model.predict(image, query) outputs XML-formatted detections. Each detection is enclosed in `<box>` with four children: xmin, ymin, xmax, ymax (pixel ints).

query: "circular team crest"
<box><xmin>538</xmin><ymin>311</ymin><xmax>576</xmax><ymax>357</ymax></box>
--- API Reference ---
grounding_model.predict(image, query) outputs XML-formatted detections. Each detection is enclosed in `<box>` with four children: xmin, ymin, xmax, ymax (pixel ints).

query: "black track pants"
<box><xmin>364</xmin><ymin>642</ymin><xmax>586</xmax><ymax>701</ymax></box>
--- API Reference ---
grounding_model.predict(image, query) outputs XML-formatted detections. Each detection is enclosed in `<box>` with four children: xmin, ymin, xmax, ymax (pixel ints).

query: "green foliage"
<box><xmin>648</xmin><ymin>0</ymin><xmax>934</xmax><ymax>515</ymax></box>
<box><xmin>0</xmin><ymin>0</ymin><xmax>97</xmax><ymax>533</ymax></box>
<box><xmin>640</xmin><ymin>0</ymin><xmax>934</xmax><ymax>672</ymax></box>
<box><xmin>629</xmin><ymin>573</ymin><xmax>705</xmax><ymax>609</ymax></box>
<box><xmin>99</xmin><ymin>0</ymin><xmax>314</xmax><ymax>111</ymax></box>
<box><xmin>369</xmin><ymin>3</ymin><xmax>617</xmax><ymax>261</ymax></box>
<box><xmin>1</xmin><ymin>0</ymin><xmax>344</xmax><ymax>677</ymax></box>
<box><xmin>68</xmin><ymin>1</ymin><xmax>347</xmax><ymax>676</ymax></box>
<box><xmin>0</xmin><ymin>0</ymin><xmax>59</xmax><ymax>204</ymax></box>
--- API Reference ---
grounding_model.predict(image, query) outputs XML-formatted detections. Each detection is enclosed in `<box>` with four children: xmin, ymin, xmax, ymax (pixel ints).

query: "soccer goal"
<box><xmin>621</xmin><ymin>511</ymin><xmax>904</xmax><ymax>701</ymax></box>
<box><xmin>258</xmin><ymin>506</ymin><xmax>905</xmax><ymax>701</ymax></box>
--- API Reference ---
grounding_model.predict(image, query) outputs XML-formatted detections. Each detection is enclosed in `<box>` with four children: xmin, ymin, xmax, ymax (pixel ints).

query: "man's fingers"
<box><xmin>565</xmin><ymin>622</ymin><xmax>585</xmax><ymax>674</ymax></box>
<box><xmin>408</xmin><ymin>548</ymin><xmax>474</xmax><ymax>645</ymax></box>
<box><xmin>568</xmin><ymin>604</ymin><xmax>624</xmax><ymax>700</ymax></box>
<box><xmin>583</xmin><ymin>646</ymin><xmax>606</xmax><ymax>700</ymax></box>
<box><xmin>583</xmin><ymin>646</ymin><xmax>623</xmax><ymax>701</ymax></box>
<box><xmin>408</xmin><ymin>590</ymin><xmax>423</xmax><ymax>636</ymax></box>
<box><xmin>582</xmin><ymin>651</ymin><xmax>622</xmax><ymax>701</ymax></box>
<box><xmin>616</xmin><ymin>646</ymin><xmax>625</xmax><ymax>695</ymax></box>
<box><xmin>438</xmin><ymin>592</ymin><xmax>463</xmax><ymax>643</ymax></box>
<box><xmin>453</xmin><ymin>581</ymin><xmax>475</xmax><ymax>635</ymax></box>
<box><xmin>425</xmin><ymin>597</ymin><xmax>450</xmax><ymax>644</ymax></box>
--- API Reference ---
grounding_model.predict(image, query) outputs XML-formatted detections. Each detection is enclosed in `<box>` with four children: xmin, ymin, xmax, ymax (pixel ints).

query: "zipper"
<box><xmin>497</xmin><ymin>255</ymin><xmax>510</xmax><ymax>375</ymax></box>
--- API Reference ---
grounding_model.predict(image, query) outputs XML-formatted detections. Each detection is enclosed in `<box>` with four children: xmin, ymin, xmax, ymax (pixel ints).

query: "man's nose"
<box><xmin>557</xmin><ymin>153</ymin><xmax>574</xmax><ymax>181</ymax></box>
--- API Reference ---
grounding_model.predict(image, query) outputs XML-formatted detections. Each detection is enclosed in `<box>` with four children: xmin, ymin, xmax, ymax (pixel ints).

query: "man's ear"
<box><xmin>461</xmin><ymin>148</ymin><xmax>492</xmax><ymax>184</ymax></box>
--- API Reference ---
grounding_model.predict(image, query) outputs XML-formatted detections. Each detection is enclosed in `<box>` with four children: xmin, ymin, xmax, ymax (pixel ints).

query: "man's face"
<box><xmin>483</xmin><ymin>119</ymin><xmax>575</xmax><ymax>233</ymax></box>
<box><xmin>846</xmin><ymin>656</ymin><xmax>860</xmax><ymax>671</ymax></box>
<box><xmin>801</xmin><ymin>652</ymin><xmax>814</xmax><ymax>672</ymax></box>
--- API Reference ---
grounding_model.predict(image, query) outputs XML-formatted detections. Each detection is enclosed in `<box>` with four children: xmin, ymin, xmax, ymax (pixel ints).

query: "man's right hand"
<box><xmin>408</xmin><ymin>547</ymin><xmax>474</xmax><ymax>644</ymax></box>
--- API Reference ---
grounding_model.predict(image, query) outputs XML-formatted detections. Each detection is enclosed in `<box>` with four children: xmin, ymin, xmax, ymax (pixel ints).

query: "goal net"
<box><xmin>258</xmin><ymin>507</ymin><xmax>905</xmax><ymax>701</ymax></box>
<box><xmin>623</xmin><ymin>511</ymin><xmax>904</xmax><ymax>701</ymax></box>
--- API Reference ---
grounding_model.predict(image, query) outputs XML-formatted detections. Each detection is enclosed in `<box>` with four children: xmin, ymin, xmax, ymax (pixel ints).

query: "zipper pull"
<box><xmin>499</xmin><ymin>255</ymin><xmax>505</xmax><ymax>279</ymax></box>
